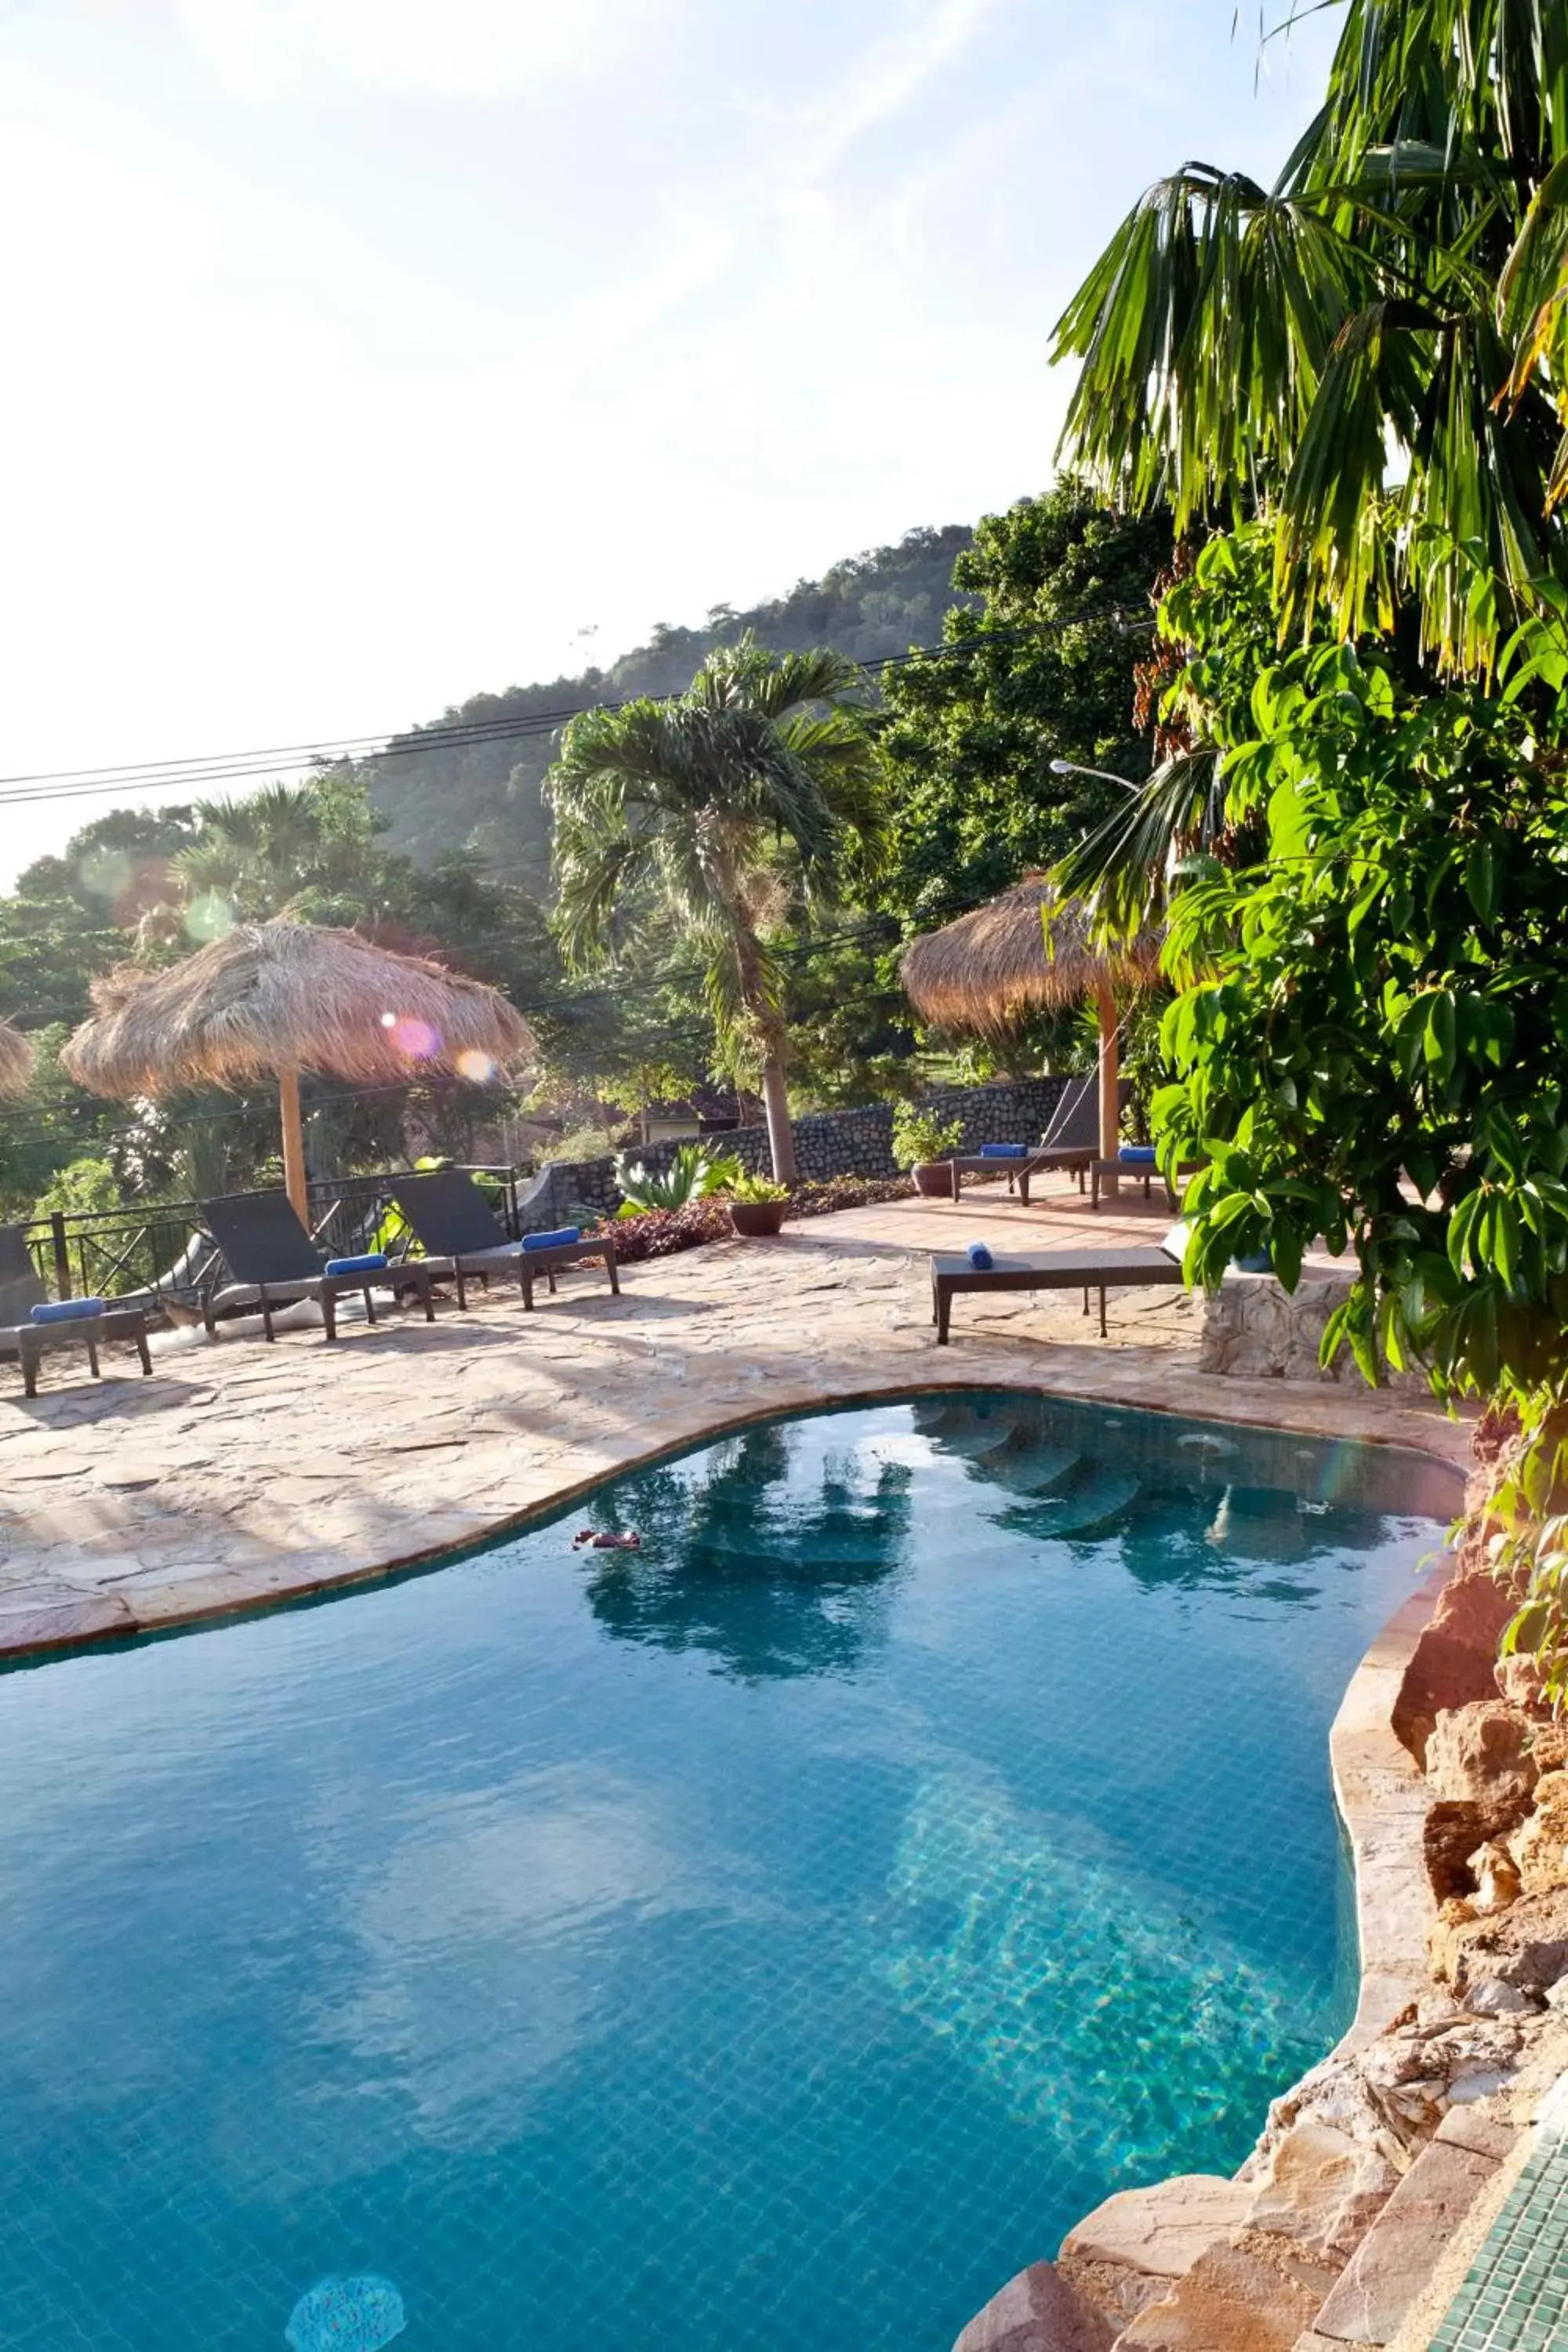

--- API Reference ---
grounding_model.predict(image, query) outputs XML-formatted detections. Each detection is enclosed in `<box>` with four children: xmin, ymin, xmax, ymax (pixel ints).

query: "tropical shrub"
<box><xmin>891</xmin><ymin>1106</ymin><xmax>964</xmax><ymax>1170</ymax></box>
<box><xmin>789</xmin><ymin>1175</ymin><xmax>911</xmax><ymax>1217</ymax></box>
<box><xmin>29</xmin><ymin>1156</ymin><xmax>119</xmax><ymax>1225</ymax></box>
<box><xmin>592</xmin><ymin>1200</ymin><xmax>736</xmax><ymax>1262</ymax></box>
<box><xmin>730</xmin><ymin>1171</ymin><xmax>789</xmax><ymax>1204</ymax></box>
<box><xmin>549</xmin><ymin>1124</ymin><xmax>622</xmax><ymax>1165</ymax></box>
<box><xmin>613</xmin><ymin>1142</ymin><xmax>742</xmax><ymax>1215</ymax></box>
<box><xmin>1143</xmin><ymin>557</ymin><xmax>1568</xmax><ymax>1404</ymax></box>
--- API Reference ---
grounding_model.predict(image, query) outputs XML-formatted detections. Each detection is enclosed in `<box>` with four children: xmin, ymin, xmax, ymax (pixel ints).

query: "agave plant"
<box><xmin>613</xmin><ymin>1141</ymin><xmax>742</xmax><ymax>1215</ymax></box>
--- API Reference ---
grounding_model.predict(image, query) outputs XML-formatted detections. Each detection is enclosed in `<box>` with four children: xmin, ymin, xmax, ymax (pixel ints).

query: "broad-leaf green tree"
<box><xmin>546</xmin><ymin>635</ymin><xmax>884</xmax><ymax>1181</ymax></box>
<box><xmin>876</xmin><ymin>483</ymin><xmax>1169</xmax><ymax>932</ymax></box>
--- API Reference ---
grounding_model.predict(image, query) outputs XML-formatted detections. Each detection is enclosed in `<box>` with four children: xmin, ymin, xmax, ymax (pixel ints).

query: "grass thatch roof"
<box><xmin>900</xmin><ymin>879</ymin><xmax>1161</xmax><ymax>1033</ymax></box>
<box><xmin>0</xmin><ymin>1018</ymin><xmax>33</xmax><ymax>1102</ymax></box>
<box><xmin>61</xmin><ymin>919</ymin><xmax>535</xmax><ymax>1098</ymax></box>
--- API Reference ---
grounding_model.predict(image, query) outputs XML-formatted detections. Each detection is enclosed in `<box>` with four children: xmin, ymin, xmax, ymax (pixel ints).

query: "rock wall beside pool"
<box><xmin>519</xmin><ymin>1076</ymin><xmax>1073</xmax><ymax>1230</ymax></box>
<box><xmin>1198</xmin><ymin>1265</ymin><xmax>1426</xmax><ymax>1393</ymax></box>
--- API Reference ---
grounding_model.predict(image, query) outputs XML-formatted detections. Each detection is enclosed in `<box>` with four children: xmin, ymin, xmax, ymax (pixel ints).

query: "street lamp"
<box><xmin>1049</xmin><ymin>758</ymin><xmax>1142</xmax><ymax>793</ymax></box>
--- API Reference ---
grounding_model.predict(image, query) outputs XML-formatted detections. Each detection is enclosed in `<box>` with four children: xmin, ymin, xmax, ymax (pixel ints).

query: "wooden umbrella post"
<box><xmin>278</xmin><ymin>1065</ymin><xmax>310</xmax><ymax>1227</ymax></box>
<box><xmin>1097</xmin><ymin>982</ymin><xmax>1120</xmax><ymax>1200</ymax></box>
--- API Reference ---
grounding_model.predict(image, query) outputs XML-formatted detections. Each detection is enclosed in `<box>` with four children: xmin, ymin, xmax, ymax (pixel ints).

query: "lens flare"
<box><xmin>77</xmin><ymin>847</ymin><xmax>132</xmax><ymax>904</ymax></box>
<box><xmin>456</xmin><ymin>1048</ymin><xmax>495</xmax><ymax>1083</ymax></box>
<box><xmin>386</xmin><ymin>1014</ymin><xmax>440</xmax><ymax>1061</ymax></box>
<box><xmin>184</xmin><ymin>891</ymin><xmax>235</xmax><ymax>943</ymax></box>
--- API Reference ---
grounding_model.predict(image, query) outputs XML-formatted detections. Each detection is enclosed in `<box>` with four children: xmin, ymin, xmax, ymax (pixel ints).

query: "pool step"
<box><xmin>999</xmin><ymin>1465</ymin><xmax>1144</xmax><ymax>1540</ymax></box>
<box><xmin>916</xmin><ymin>1404</ymin><xmax>1036</xmax><ymax>1459</ymax></box>
<box><xmin>970</xmin><ymin>1439</ymin><xmax>1085</xmax><ymax>1496</ymax></box>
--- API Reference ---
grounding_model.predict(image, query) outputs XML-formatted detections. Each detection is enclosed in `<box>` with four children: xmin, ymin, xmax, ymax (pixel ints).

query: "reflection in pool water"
<box><xmin>0</xmin><ymin>1393</ymin><xmax>1452</xmax><ymax>2352</ymax></box>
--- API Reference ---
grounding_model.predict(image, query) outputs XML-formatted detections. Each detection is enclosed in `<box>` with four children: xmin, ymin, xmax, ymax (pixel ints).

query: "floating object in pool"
<box><xmin>285</xmin><ymin>2276</ymin><xmax>406</xmax><ymax>2352</ymax></box>
<box><xmin>573</xmin><ymin>1528</ymin><xmax>641</xmax><ymax>1550</ymax></box>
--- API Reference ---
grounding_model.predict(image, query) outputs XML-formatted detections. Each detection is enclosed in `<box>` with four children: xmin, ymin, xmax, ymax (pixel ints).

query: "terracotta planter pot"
<box><xmin>730</xmin><ymin>1200</ymin><xmax>789</xmax><ymax>1237</ymax></box>
<box><xmin>912</xmin><ymin>1161</ymin><xmax>954</xmax><ymax>1198</ymax></box>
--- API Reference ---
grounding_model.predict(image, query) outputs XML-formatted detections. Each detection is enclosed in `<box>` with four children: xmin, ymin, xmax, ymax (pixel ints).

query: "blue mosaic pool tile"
<box><xmin>1430</xmin><ymin>2120</ymin><xmax>1568</xmax><ymax>2349</ymax></box>
<box><xmin>0</xmin><ymin>1393</ymin><xmax>1449</xmax><ymax>2352</ymax></box>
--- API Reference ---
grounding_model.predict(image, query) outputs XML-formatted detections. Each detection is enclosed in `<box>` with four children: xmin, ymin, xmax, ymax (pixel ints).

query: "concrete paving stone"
<box><xmin>0</xmin><ymin>1190</ymin><xmax>1470</xmax><ymax>1665</ymax></box>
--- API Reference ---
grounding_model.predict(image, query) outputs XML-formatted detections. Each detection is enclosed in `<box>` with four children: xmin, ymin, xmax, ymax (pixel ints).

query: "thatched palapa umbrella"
<box><xmin>62</xmin><ymin>920</ymin><xmax>534</xmax><ymax>1223</ymax></box>
<box><xmin>0</xmin><ymin>1018</ymin><xmax>34</xmax><ymax>1102</ymax></box>
<box><xmin>900</xmin><ymin>880</ymin><xmax>1161</xmax><ymax>1163</ymax></box>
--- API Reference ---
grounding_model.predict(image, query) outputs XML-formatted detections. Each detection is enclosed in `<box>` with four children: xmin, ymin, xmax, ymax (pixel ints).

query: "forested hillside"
<box><xmin>364</xmin><ymin>524</ymin><xmax>975</xmax><ymax>886</ymax></box>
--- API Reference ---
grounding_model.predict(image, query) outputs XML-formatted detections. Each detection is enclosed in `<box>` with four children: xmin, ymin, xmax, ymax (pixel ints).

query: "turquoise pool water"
<box><xmin>0</xmin><ymin>1392</ymin><xmax>1454</xmax><ymax>2352</ymax></box>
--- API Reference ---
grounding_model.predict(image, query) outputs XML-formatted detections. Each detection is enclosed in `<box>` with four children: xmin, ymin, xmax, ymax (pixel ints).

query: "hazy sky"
<box><xmin>0</xmin><ymin>0</ymin><xmax>1341</xmax><ymax>881</ymax></box>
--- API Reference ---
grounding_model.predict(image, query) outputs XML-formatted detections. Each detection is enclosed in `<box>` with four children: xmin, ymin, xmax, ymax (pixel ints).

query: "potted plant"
<box><xmin>728</xmin><ymin>1171</ymin><xmax>791</xmax><ymax>1237</ymax></box>
<box><xmin>892</xmin><ymin>1105</ymin><xmax>966</xmax><ymax>1197</ymax></box>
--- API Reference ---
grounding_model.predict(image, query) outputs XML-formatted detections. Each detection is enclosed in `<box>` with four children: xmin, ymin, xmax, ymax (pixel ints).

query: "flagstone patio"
<box><xmin>0</xmin><ymin>1182</ymin><xmax>1474</xmax><ymax>1664</ymax></box>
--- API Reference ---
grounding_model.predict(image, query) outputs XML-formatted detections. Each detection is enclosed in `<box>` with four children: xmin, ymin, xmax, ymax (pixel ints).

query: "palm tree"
<box><xmin>171</xmin><ymin>776</ymin><xmax>390</xmax><ymax>924</ymax></box>
<box><xmin>1051</xmin><ymin>0</ymin><xmax>1568</xmax><ymax>678</ymax></box>
<box><xmin>546</xmin><ymin>635</ymin><xmax>884</xmax><ymax>1181</ymax></box>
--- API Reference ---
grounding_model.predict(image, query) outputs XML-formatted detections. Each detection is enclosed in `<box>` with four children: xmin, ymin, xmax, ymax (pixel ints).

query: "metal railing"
<box><xmin>19</xmin><ymin>1163</ymin><xmax>531</xmax><ymax>1308</ymax></box>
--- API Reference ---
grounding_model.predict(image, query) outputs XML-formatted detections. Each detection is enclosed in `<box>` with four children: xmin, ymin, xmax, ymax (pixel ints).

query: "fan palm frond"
<box><xmin>544</xmin><ymin>638</ymin><xmax>884</xmax><ymax>1179</ymax></box>
<box><xmin>1052</xmin><ymin>0</ymin><xmax>1568</xmax><ymax>672</ymax></box>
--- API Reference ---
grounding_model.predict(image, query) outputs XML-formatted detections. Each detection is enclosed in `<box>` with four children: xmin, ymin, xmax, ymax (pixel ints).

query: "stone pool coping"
<box><xmin>0</xmin><ymin>1195</ymin><xmax>1472</xmax><ymax>1668</ymax></box>
<box><xmin>1330</xmin><ymin>1574</ymin><xmax>1447</xmax><ymax>2053</ymax></box>
<box><xmin>0</xmin><ymin>1301</ymin><xmax>1469</xmax><ymax>1666</ymax></box>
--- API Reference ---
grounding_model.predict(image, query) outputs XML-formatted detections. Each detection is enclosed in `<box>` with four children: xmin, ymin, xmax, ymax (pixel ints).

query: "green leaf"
<box><xmin>1463</xmin><ymin>839</ymin><xmax>1498</xmax><ymax>923</ymax></box>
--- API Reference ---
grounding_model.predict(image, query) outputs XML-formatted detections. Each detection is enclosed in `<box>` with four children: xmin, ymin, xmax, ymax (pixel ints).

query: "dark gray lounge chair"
<box><xmin>930</xmin><ymin>1227</ymin><xmax>1187</xmax><ymax>1342</ymax></box>
<box><xmin>1013</xmin><ymin>1076</ymin><xmax>1137</xmax><ymax>1203</ymax></box>
<box><xmin>0</xmin><ymin>1225</ymin><xmax>153</xmax><ymax>1396</ymax></box>
<box><xmin>939</xmin><ymin>1079</ymin><xmax>1136</xmax><ymax>1205</ymax></box>
<box><xmin>1088</xmin><ymin>1155</ymin><xmax>1203</xmax><ymax>1210</ymax></box>
<box><xmin>388</xmin><ymin>1169</ymin><xmax>619</xmax><ymax>1310</ymax></box>
<box><xmin>198</xmin><ymin>1191</ymin><xmax>437</xmax><ymax>1343</ymax></box>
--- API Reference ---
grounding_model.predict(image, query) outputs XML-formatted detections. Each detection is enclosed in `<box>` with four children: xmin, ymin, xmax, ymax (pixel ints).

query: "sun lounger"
<box><xmin>1088</xmin><ymin>1156</ymin><xmax>1205</xmax><ymax>1210</ymax></box>
<box><xmin>387</xmin><ymin>1170</ymin><xmax>619</xmax><ymax>1311</ymax></box>
<box><xmin>198</xmin><ymin>1191</ymin><xmax>437</xmax><ymax>1343</ymax></box>
<box><xmin>0</xmin><ymin>1224</ymin><xmax>153</xmax><ymax>1396</ymax></box>
<box><xmin>1014</xmin><ymin>1076</ymin><xmax>1134</xmax><ymax>1204</ymax></box>
<box><xmin>935</xmin><ymin>1148</ymin><xmax>1038</xmax><ymax>1200</ymax></box>
<box><xmin>930</xmin><ymin>1080</ymin><xmax>1135</xmax><ymax>1204</ymax></box>
<box><xmin>930</xmin><ymin>1230</ymin><xmax>1187</xmax><ymax>1342</ymax></box>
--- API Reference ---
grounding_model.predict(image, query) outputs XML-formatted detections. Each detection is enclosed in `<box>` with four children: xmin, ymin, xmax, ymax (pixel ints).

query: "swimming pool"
<box><xmin>0</xmin><ymin>1392</ymin><xmax>1454</xmax><ymax>2352</ymax></box>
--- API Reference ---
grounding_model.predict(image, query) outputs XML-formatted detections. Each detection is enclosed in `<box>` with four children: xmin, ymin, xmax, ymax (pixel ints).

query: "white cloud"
<box><xmin>797</xmin><ymin>0</ymin><xmax>1010</xmax><ymax>179</ymax></box>
<box><xmin>0</xmin><ymin>0</ymin><xmax>1343</xmax><ymax>887</ymax></box>
<box><xmin>176</xmin><ymin>0</ymin><xmax>660</xmax><ymax>102</ymax></box>
<box><xmin>304</xmin><ymin>1766</ymin><xmax>755</xmax><ymax>2157</ymax></box>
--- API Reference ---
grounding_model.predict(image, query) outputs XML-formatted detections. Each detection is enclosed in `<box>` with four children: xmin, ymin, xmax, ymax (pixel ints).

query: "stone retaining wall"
<box><xmin>520</xmin><ymin>1076</ymin><xmax>1072</xmax><ymax>1231</ymax></box>
<box><xmin>1199</xmin><ymin>1265</ymin><xmax>1426</xmax><ymax>1395</ymax></box>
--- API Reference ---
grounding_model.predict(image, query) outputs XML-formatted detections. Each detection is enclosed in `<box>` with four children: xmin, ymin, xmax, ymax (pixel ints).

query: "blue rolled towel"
<box><xmin>1119</xmin><ymin>1145</ymin><xmax>1157</xmax><ymax>1163</ymax></box>
<box><xmin>325</xmin><ymin>1253</ymin><xmax>389</xmax><ymax>1276</ymax></box>
<box><xmin>978</xmin><ymin>1143</ymin><xmax>1028</xmax><ymax>1159</ymax></box>
<box><xmin>523</xmin><ymin>1226</ymin><xmax>582</xmax><ymax>1252</ymax></box>
<box><xmin>1234</xmin><ymin>1248</ymin><xmax>1272</xmax><ymax>1274</ymax></box>
<box><xmin>30</xmin><ymin>1297</ymin><xmax>104</xmax><ymax>1325</ymax></box>
<box><xmin>967</xmin><ymin>1242</ymin><xmax>994</xmax><ymax>1270</ymax></box>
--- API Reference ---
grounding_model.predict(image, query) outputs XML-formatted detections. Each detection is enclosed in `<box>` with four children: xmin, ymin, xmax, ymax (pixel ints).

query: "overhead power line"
<box><xmin>0</xmin><ymin>608</ymin><xmax>1155</xmax><ymax>815</ymax></box>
